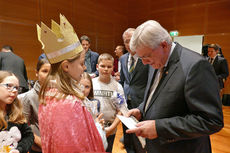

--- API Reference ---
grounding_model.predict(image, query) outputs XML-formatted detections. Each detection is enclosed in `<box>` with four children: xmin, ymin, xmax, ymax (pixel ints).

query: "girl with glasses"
<box><xmin>0</xmin><ymin>71</ymin><xmax>34</xmax><ymax>153</ymax></box>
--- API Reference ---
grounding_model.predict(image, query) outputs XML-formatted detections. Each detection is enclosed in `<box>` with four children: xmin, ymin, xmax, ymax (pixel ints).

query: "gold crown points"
<box><xmin>37</xmin><ymin>14</ymin><xmax>83</xmax><ymax>64</ymax></box>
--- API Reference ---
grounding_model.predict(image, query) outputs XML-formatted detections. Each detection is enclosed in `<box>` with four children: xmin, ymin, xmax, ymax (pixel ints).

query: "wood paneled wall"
<box><xmin>0</xmin><ymin>0</ymin><xmax>230</xmax><ymax>93</ymax></box>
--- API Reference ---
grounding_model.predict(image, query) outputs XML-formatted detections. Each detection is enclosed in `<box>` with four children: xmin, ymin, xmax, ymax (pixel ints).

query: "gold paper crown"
<box><xmin>37</xmin><ymin>14</ymin><xmax>83</xmax><ymax>64</ymax></box>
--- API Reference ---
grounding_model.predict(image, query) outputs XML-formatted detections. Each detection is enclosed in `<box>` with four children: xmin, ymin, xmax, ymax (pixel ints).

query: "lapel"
<box><xmin>142</xmin><ymin>67</ymin><xmax>156</xmax><ymax>108</ymax></box>
<box><xmin>129</xmin><ymin>58</ymin><xmax>142</xmax><ymax>81</ymax></box>
<box><xmin>212</xmin><ymin>56</ymin><xmax>218</xmax><ymax>67</ymax></box>
<box><xmin>123</xmin><ymin>53</ymin><xmax>130</xmax><ymax>80</ymax></box>
<box><xmin>145</xmin><ymin>43</ymin><xmax>181</xmax><ymax>113</ymax></box>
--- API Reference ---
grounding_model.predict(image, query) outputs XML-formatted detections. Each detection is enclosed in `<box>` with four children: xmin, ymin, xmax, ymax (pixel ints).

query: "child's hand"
<box><xmin>105</xmin><ymin>126</ymin><xmax>116</xmax><ymax>137</ymax></box>
<box><xmin>9</xmin><ymin>149</ymin><xmax>20</xmax><ymax>153</ymax></box>
<box><xmin>96</xmin><ymin>113</ymin><xmax>105</xmax><ymax>130</ymax></box>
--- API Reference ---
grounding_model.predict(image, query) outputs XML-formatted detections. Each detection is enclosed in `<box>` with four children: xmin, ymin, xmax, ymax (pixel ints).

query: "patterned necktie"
<box><xmin>209</xmin><ymin>58</ymin><xmax>214</xmax><ymax>64</ymax></box>
<box><xmin>129</xmin><ymin>56</ymin><xmax>135</xmax><ymax>73</ymax></box>
<box><xmin>145</xmin><ymin>68</ymin><xmax>164</xmax><ymax>112</ymax></box>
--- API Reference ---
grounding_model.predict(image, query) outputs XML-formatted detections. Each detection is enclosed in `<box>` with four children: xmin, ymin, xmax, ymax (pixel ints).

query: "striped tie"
<box><xmin>209</xmin><ymin>58</ymin><xmax>214</xmax><ymax>64</ymax></box>
<box><xmin>129</xmin><ymin>56</ymin><xmax>135</xmax><ymax>73</ymax></box>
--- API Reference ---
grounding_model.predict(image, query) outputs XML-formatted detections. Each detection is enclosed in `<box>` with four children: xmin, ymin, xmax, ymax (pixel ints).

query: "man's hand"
<box><xmin>126</xmin><ymin>120</ymin><xmax>158</xmax><ymax>139</ymax></box>
<box><xmin>114</xmin><ymin>72</ymin><xmax>120</xmax><ymax>81</ymax></box>
<box><xmin>126</xmin><ymin>108</ymin><xmax>142</xmax><ymax>121</ymax></box>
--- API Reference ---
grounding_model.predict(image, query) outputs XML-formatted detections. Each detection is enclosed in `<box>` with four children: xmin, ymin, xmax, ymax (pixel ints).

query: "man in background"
<box><xmin>114</xmin><ymin>45</ymin><xmax>126</xmax><ymax>81</ymax></box>
<box><xmin>120</xmin><ymin>28</ymin><xmax>148</xmax><ymax>153</ymax></box>
<box><xmin>0</xmin><ymin>45</ymin><xmax>29</xmax><ymax>93</ymax></box>
<box><xmin>80</xmin><ymin>35</ymin><xmax>99</xmax><ymax>77</ymax></box>
<box><xmin>208</xmin><ymin>44</ymin><xmax>229</xmax><ymax>90</ymax></box>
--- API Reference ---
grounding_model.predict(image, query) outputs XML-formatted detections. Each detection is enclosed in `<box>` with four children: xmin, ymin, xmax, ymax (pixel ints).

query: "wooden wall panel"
<box><xmin>0</xmin><ymin>0</ymin><xmax>40</xmax><ymax>22</ymax></box>
<box><xmin>40</xmin><ymin>0</ymin><xmax>75</xmax><ymax>26</ymax></box>
<box><xmin>175</xmin><ymin>5</ymin><xmax>206</xmax><ymax>35</ymax></box>
<box><xmin>73</xmin><ymin>0</ymin><xmax>128</xmax><ymax>54</ymax></box>
<box><xmin>206</xmin><ymin>0</ymin><xmax>230</xmax><ymax>34</ymax></box>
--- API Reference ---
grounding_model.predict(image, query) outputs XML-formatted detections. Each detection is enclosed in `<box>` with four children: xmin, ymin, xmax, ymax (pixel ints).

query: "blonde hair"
<box><xmin>0</xmin><ymin>71</ymin><xmax>26</xmax><ymax>129</ymax></box>
<box><xmin>39</xmin><ymin>52</ymin><xmax>85</xmax><ymax>105</ymax></box>
<box><xmin>97</xmin><ymin>53</ymin><xmax>114</xmax><ymax>64</ymax></box>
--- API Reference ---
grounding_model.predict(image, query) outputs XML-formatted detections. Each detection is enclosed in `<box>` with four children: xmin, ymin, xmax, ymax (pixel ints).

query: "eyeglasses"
<box><xmin>0</xmin><ymin>83</ymin><xmax>22</xmax><ymax>93</ymax></box>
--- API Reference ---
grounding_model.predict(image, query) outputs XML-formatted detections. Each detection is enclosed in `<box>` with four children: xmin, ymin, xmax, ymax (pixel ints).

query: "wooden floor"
<box><xmin>112</xmin><ymin>106</ymin><xmax>230</xmax><ymax>153</ymax></box>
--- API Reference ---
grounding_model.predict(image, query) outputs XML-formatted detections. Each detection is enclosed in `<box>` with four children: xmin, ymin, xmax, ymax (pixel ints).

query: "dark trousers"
<box><xmin>123</xmin><ymin>123</ymin><xmax>146</xmax><ymax>153</ymax></box>
<box><xmin>29</xmin><ymin>150</ymin><xmax>42</xmax><ymax>153</ymax></box>
<box><xmin>106</xmin><ymin>134</ymin><xmax>116</xmax><ymax>152</ymax></box>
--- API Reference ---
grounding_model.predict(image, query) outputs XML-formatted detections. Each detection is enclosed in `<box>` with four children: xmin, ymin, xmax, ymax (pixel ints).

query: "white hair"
<box><xmin>122</xmin><ymin>28</ymin><xmax>135</xmax><ymax>39</ymax></box>
<box><xmin>130</xmin><ymin>20</ymin><xmax>172</xmax><ymax>52</ymax></box>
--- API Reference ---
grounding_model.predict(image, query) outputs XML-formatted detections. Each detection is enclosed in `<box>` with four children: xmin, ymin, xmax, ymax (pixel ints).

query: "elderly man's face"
<box><xmin>123</xmin><ymin>33</ymin><xmax>133</xmax><ymax>53</ymax></box>
<box><xmin>136</xmin><ymin>42</ymin><xmax>169</xmax><ymax>69</ymax></box>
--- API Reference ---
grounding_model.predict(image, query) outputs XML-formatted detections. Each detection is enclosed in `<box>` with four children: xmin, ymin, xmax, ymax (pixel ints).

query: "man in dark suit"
<box><xmin>120</xmin><ymin>28</ymin><xmax>148</xmax><ymax>153</ymax></box>
<box><xmin>126</xmin><ymin>20</ymin><xmax>223</xmax><ymax>153</ymax></box>
<box><xmin>208</xmin><ymin>44</ymin><xmax>229</xmax><ymax>89</ymax></box>
<box><xmin>0</xmin><ymin>45</ymin><xmax>29</xmax><ymax>93</ymax></box>
<box><xmin>80</xmin><ymin>35</ymin><xmax>99</xmax><ymax>77</ymax></box>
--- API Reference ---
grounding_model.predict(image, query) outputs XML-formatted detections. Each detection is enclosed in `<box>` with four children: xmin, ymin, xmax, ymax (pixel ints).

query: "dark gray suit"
<box><xmin>138</xmin><ymin>43</ymin><xmax>223</xmax><ymax>153</ymax></box>
<box><xmin>120</xmin><ymin>53</ymin><xmax>148</xmax><ymax>153</ymax></box>
<box><xmin>0</xmin><ymin>52</ymin><xmax>28</xmax><ymax>91</ymax></box>
<box><xmin>212</xmin><ymin>56</ymin><xmax>229</xmax><ymax>89</ymax></box>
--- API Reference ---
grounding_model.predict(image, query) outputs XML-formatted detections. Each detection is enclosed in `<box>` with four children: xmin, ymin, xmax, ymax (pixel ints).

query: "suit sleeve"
<box><xmin>119</xmin><ymin>58</ymin><xmax>125</xmax><ymax>87</ymax></box>
<box><xmin>156</xmin><ymin>60</ymin><xmax>223</xmax><ymax>144</ymax></box>
<box><xmin>218</xmin><ymin>58</ymin><xmax>229</xmax><ymax>80</ymax></box>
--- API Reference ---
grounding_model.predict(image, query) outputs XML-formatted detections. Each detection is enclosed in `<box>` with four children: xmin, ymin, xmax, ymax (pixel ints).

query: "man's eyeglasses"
<box><xmin>0</xmin><ymin>83</ymin><xmax>22</xmax><ymax>93</ymax></box>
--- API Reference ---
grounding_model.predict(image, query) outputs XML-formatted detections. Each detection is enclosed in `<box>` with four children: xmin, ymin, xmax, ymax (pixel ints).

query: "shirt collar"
<box><xmin>129</xmin><ymin>53</ymin><xmax>138</xmax><ymax>61</ymax></box>
<box><xmin>164</xmin><ymin>42</ymin><xmax>176</xmax><ymax>67</ymax></box>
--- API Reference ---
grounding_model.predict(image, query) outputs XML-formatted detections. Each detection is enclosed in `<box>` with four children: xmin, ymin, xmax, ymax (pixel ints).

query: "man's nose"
<box><xmin>142</xmin><ymin>59</ymin><xmax>149</xmax><ymax>65</ymax></box>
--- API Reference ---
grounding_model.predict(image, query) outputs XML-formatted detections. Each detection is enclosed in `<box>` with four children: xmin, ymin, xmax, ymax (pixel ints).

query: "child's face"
<box><xmin>80</xmin><ymin>78</ymin><xmax>91</xmax><ymax>97</ymax></box>
<box><xmin>97</xmin><ymin>59</ymin><xmax>114</xmax><ymax>79</ymax></box>
<box><xmin>66</xmin><ymin>51</ymin><xmax>86</xmax><ymax>82</ymax></box>
<box><xmin>0</xmin><ymin>76</ymin><xmax>19</xmax><ymax>108</ymax></box>
<box><xmin>36</xmin><ymin>63</ymin><xmax>51</xmax><ymax>85</ymax></box>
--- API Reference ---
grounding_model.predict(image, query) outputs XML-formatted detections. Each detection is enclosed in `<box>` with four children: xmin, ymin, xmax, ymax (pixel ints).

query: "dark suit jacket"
<box><xmin>88</xmin><ymin>49</ymin><xmax>99</xmax><ymax>73</ymax></box>
<box><xmin>120</xmin><ymin>53</ymin><xmax>149</xmax><ymax>109</ymax></box>
<box><xmin>212</xmin><ymin>56</ymin><xmax>229</xmax><ymax>89</ymax></box>
<box><xmin>138</xmin><ymin>43</ymin><xmax>223</xmax><ymax>153</ymax></box>
<box><xmin>0</xmin><ymin>52</ymin><xmax>28</xmax><ymax>89</ymax></box>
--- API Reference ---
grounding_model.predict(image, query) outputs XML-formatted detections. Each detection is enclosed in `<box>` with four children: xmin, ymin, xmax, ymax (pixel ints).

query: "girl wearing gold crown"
<box><xmin>37</xmin><ymin>15</ymin><xmax>105</xmax><ymax>153</ymax></box>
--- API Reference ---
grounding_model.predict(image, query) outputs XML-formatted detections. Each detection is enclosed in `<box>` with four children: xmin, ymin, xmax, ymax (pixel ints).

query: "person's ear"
<box><xmin>96</xmin><ymin>64</ymin><xmax>99</xmax><ymax>70</ymax></box>
<box><xmin>61</xmin><ymin>60</ymin><xmax>69</xmax><ymax>72</ymax></box>
<box><xmin>35</xmin><ymin>69</ymin><xmax>38</xmax><ymax>77</ymax></box>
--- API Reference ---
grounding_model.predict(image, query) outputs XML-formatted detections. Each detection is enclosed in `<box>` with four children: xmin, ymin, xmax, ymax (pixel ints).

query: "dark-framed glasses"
<box><xmin>0</xmin><ymin>83</ymin><xmax>22</xmax><ymax>92</ymax></box>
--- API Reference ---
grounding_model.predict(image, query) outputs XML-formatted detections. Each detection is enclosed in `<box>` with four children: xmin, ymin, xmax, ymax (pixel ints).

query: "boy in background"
<box><xmin>93</xmin><ymin>53</ymin><xmax>125</xmax><ymax>152</ymax></box>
